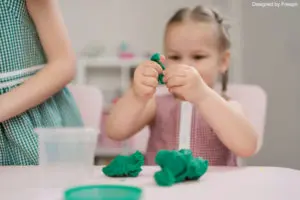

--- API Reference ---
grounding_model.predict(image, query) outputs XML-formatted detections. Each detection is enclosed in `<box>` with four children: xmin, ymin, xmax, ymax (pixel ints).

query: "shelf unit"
<box><xmin>76</xmin><ymin>56</ymin><xmax>144</xmax><ymax>88</ymax></box>
<box><xmin>76</xmin><ymin>56</ymin><xmax>147</xmax><ymax>109</ymax></box>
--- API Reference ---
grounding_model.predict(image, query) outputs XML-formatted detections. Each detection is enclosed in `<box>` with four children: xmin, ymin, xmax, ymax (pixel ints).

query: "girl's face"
<box><xmin>164</xmin><ymin>21</ymin><xmax>230</xmax><ymax>88</ymax></box>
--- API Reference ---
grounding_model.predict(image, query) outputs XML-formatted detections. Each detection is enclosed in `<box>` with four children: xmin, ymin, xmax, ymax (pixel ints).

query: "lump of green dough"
<box><xmin>150</xmin><ymin>53</ymin><xmax>165</xmax><ymax>85</ymax></box>
<box><xmin>102</xmin><ymin>151</ymin><xmax>144</xmax><ymax>177</ymax></box>
<box><xmin>154</xmin><ymin>149</ymin><xmax>208</xmax><ymax>186</ymax></box>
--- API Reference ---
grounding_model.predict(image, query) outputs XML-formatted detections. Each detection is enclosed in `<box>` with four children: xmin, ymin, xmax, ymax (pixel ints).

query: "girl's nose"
<box><xmin>181</xmin><ymin>58</ymin><xmax>193</xmax><ymax>66</ymax></box>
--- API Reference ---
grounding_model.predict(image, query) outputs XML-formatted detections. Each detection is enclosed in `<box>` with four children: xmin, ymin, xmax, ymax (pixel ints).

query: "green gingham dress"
<box><xmin>0</xmin><ymin>1</ymin><xmax>83</xmax><ymax>165</ymax></box>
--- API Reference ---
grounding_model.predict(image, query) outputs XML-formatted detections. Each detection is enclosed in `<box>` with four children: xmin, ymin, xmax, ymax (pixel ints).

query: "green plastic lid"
<box><xmin>64</xmin><ymin>184</ymin><xmax>142</xmax><ymax>200</ymax></box>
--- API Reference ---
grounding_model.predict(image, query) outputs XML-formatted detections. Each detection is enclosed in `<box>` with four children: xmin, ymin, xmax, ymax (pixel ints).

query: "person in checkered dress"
<box><xmin>0</xmin><ymin>0</ymin><xmax>83</xmax><ymax>165</ymax></box>
<box><xmin>106</xmin><ymin>5</ymin><xmax>260</xmax><ymax>166</ymax></box>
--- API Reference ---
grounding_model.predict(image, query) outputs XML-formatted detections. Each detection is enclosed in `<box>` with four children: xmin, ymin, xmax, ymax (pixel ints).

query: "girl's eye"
<box><xmin>168</xmin><ymin>55</ymin><xmax>181</xmax><ymax>61</ymax></box>
<box><xmin>193</xmin><ymin>55</ymin><xmax>206</xmax><ymax>60</ymax></box>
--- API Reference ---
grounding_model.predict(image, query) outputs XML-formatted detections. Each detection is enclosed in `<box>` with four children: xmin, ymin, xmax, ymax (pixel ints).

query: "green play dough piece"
<box><xmin>154</xmin><ymin>168</ymin><xmax>175</xmax><ymax>186</ymax></box>
<box><xmin>102</xmin><ymin>151</ymin><xmax>144</xmax><ymax>177</ymax></box>
<box><xmin>150</xmin><ymin>53</ymin><xmax>165</xmax><ymax>85</ymax></box>
<box><xmin>154</xmin><ymin>149</ymin><xmax>208</xmax><ymax>186</ymax></box>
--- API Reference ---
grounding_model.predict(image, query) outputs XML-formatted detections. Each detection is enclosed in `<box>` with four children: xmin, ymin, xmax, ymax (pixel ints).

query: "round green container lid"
<box><xmin>64</xmin><ymin>184</ymin><xmax>143</xmax><ymax>200</ymax></box>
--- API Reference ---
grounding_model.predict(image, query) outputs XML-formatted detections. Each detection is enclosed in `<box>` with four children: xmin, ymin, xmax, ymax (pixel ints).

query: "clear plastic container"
<box><xmin>36</xmin><ymin>128</ymin><xmax>99</xmax><ymax>166</ymax></box>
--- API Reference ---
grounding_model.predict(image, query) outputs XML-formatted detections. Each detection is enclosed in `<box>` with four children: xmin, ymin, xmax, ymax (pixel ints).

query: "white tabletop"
<box><xmin>1</xmin><ymin>166</ymin><xmax>300</xmax><ymax>200</ymax></box>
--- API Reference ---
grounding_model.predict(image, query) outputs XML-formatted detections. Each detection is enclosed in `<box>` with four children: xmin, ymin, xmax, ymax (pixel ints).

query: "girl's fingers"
<box><xmin>147</xmin><ymin>61</ymin><xmax>163</xmax><ymax>74</ymax></box>
<box><xmin>164</xmin><ymin>70</ymin><xmax>186</xmax><ymax>83</ymax></box>
<box><xmin>159</xmin><ymin>55</ymin><xmax>166</xmax><ymax>64</ymax></box>
<box><xmin>142</xmin><ymin>77</ymin><xmax>159</xmax><ymax>87</ymax></box>
<box><xmin>163</xmin><ymin>65</ymin><xmax>187</xmax><ymax>81</ymax></box>
<box><xmin>143</xmin><ymin>67</ymin><xmax>159</xmax><ymax>77</ymax></box>
<box><xmin>170</xmin><ymin>88</ymin><xmax>186</xmax><ymax>101</ymax></box>
<box><xmin>165</xmin><ymin>76</ymin><xmax>186</xmax><ymax>88</ymax></box>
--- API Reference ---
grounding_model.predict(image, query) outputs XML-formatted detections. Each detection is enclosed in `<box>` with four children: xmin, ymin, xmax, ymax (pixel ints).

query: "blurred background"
<box><xmin>60</xmin><ymin>1</ymin><xmax>300</xmax><ymax>169</ymax></box>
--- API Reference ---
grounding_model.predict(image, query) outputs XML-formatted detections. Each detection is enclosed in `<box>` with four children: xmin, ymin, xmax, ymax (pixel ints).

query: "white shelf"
<box><xmin>76</xmin><ymin>56</ymin><xmax>145</xmax><ymax>88</ymax></box>
<box><xmin>79</xmin><ymin>56</ymin><xmax>145</xmax><ymax>68</ymax></box>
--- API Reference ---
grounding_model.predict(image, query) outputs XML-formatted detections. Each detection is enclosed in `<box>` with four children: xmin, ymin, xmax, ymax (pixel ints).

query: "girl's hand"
<box><xmin>163</xmin><ymin>64</ymin><xmax>209</xmax><ymax>104</ymax></box>
<box><xmin>132</xmin><ymin>61</ymin><xmax>163</xmax><ymax>102</ymax></box>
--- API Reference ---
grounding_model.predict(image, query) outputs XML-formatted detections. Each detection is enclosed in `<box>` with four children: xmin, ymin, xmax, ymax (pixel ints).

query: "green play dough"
<box><xmin>102</xmin><ymin>151</ymin><xmax>144</xmax><ymax>177</ymax></box>
<box><xmin>150</xmin><ymin>53</ymin><xmax>165</xmax><ymax>85</ymax></box>
<box><xmin>154</xmin><ymin>149</ymin><xmax>208</xmax><ymax>186</ymax></box>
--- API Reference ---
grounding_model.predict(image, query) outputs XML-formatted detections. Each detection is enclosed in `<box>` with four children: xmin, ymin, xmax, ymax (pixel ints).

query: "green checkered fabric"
<box><xmin>0</xmin><ymin>0</ymin><xmax>83</xmax><ymax>165</ymax></box>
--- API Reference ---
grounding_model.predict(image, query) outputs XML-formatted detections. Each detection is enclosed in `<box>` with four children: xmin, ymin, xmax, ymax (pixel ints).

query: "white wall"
<box><xmin>60</xmin><ymin>0</ymin><xmax>229</xmax><ymax>55</ymax></box>
<box><xmin>241</xmin><ymin>1</ymin><xmax>300</xmax><ymax>169</ymax></box>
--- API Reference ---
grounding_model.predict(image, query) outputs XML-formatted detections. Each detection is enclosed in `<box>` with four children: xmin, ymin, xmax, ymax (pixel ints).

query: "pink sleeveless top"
<box><xmin>145</xmin><ymin>95</ymin><xmax>237</xmax><ymax>166</ymax></box>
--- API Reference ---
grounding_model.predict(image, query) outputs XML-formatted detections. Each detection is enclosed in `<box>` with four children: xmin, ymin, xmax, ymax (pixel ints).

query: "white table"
<box><xmin>1</xmin><ymin>166</ymin><xmax>300</xmax><ymax>200</ymax></box>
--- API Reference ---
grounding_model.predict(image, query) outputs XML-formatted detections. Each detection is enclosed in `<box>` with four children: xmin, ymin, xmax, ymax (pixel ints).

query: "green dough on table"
<box><xmin>150</xmin><ymin>53</ymin><xmax>165</xmax><ymax>85</ymax></box>
<box><xmin>102</xmin><ymin>151</ymin><xmax>144</xmax><ymax>177</ymax></box>
<box><xmin>154</xmin><ymin>149</ymin><xmax>208</xmax><ymax>186</ymax></box>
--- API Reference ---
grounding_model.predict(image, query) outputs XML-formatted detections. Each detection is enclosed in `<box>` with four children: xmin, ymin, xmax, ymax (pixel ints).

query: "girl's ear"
<box><xmin>219</xmin><ymin>50</ymin><xmax>230</xmax><ymax>73</ymax></box>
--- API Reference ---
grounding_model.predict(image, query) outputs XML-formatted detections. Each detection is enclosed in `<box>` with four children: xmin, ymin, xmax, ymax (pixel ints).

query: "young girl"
<box><xmin>0</xmin><ymin>0</ymin><xmax>83</xmax><ymax>165</ymax></box>
<box><xmin>106</xmin><ymin>6</ymin><xmax>259</xmax><ymax>165</ymax></box>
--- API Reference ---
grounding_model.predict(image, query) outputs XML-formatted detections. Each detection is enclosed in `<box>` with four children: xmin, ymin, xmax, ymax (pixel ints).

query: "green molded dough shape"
<box><xmin>150</xmin><ymin>53</ymin><xmax>165</xmax><ymax>85</ymax></box>
<box><xmin>102</xmin><ymin>151</ymin><xmax>144</xmax><ymax>177</ymax></box>
<box><xmin>154</xmin><ymin>149</ymin><xmax>209</xmax><ymax>186</ymax></box>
